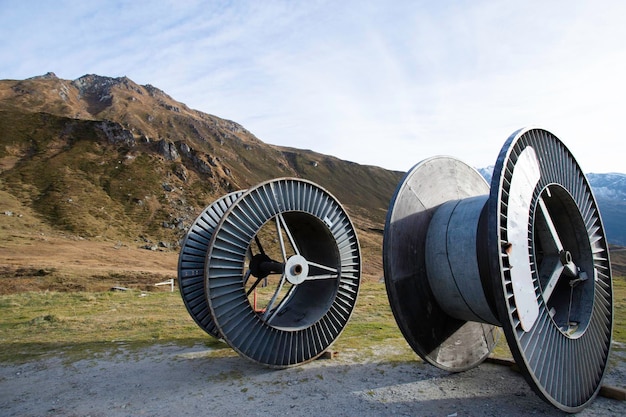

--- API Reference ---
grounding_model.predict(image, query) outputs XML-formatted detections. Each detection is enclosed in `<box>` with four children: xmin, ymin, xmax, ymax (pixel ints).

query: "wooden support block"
<box><xmin>317</xmin><ymin>351</ymin><xmax>337</xmax><ymax>360</ymax></box>
<box><xmin>599</xmin><ymin>385</ymin><xmax>626</xmax><ymax>401</ymax></box>
<box><xmin>487</xmin><ymin>357</ymin><xmax>624</xmax><ymax>401</ymax></box>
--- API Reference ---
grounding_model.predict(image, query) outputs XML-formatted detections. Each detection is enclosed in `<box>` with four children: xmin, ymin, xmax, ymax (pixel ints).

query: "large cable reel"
<box><xmin>383</xmin><ymin>127</ymin><xmax>613</xmax><ymax>412</ymax></box>
<box><xmin>178</xmin><ymin>178</ymin><xmax>361</xmax><ymax>367</ymax></box>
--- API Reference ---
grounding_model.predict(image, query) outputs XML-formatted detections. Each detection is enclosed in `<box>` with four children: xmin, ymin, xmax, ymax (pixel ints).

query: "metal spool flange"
<box><xmin>489</xmin><ymin>128</ymin><xmax>612</xmax><ymax>411</ymax></box>
<box><xmin>178</xmin><ymin>191</ymin><xmax>244</xmax><ymax>337</ymax></box>
<box><xmin>383</xmin><ymin>128</ymin><xmax>613</xmax><ymax>412</ymax></box>
<box><xmin>205</xmin><ymin>178</ymin><xmax>361</xmax><ymax>368</ymax></box>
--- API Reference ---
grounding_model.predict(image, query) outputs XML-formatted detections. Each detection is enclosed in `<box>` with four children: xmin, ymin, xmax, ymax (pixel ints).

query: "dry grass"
<box><xmin>0</xmin><ymin>290</ymin><xmax>220</xmax><ymax>363</ymax></box>
<box><xmin>0</xmin><ymin>224</ymin><xmax>624</xmax><ymax>366</ymax></box>
<box><xmin>0</xmin><ymin>282</ymin><xmax>406</xmax><ymax>364</ymax></box>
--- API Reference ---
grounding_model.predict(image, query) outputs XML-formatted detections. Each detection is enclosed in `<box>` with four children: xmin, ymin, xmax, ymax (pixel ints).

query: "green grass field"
<box><xmin>1</xmin><ymin>278</ymin><xmax>624</xmax><ymax>365</ymax></box>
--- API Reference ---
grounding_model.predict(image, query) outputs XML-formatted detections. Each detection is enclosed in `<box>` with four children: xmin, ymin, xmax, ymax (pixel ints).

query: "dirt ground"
<box><xmin>1</xmin><ymin>234</ymin><xmax>178</xmax><ymax>278</ymax></box>
<box><xmin>0</xmin><ymin>234</ymin><xmax>180</xmax><ymax>293</ymax></box>
<box><xmin>1</xmin><ymin>343</ymin><xmax>625</xmax><ymax>417</ymax></box>
<box><xmin>1</xmin><ymin>234</ymin><xmax>624</xmax><ymax>416</ymax></box>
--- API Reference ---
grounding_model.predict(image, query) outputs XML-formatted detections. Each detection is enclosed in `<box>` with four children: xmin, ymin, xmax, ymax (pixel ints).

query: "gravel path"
<box><xmin>1</xmin><ymin>344</ymin><xmax>624</xmax><ymax>417</ymax></box>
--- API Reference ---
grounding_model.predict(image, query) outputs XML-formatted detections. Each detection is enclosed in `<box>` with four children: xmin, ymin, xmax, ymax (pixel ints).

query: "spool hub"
<box><xmin>384</xmin><ymin>128</ymin><xmax>613</xmax><ymax>411</ymax></box>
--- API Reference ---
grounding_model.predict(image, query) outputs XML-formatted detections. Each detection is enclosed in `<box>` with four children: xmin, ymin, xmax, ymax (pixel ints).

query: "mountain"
<box><xmin>478</xmin><ymin>167</ymin><xmax>626</xmax><ymax>246</ymax></box>
<box><xmin>586</xmin><ymin>173</ymin><xmax>626</xmax><ymax>246</ymax></box>
<box><xmin>0</xmin><ymin>73</ymin><xmax>623</xmax><ymax>282</ymax></box>
<box><xmin>0</xmin><ymin>73</ymin><xmax>403</xmax><ymax>278</ymax></box>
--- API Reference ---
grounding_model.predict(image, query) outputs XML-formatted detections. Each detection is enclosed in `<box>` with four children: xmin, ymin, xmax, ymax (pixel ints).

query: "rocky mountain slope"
<box><xmin>0</xmin><ymin>73</ymin><xmax>403</xmax><ymax>278</ymax></box>
<box><xmin>0</xmin><ymin>73</ymin><xmax>401</xmax><ymax>232</ymax></box>
<box><xmin>0</xmin><ymin>73</ymin><xmax>623</xmax><ymax>280</ymax></box>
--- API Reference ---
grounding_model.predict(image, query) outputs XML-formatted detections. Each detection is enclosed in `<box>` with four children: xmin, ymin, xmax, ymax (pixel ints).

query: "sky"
<box><xmin>1</xmin><ymin>0</ymin><xmax>625</xmax><ymax>174</ymax></box>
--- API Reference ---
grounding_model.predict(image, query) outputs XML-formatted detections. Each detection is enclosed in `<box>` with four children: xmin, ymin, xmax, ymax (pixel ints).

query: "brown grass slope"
<box><xmin>611</xmin><ymin>245</ymin><xmax>626</xmax><ymax>277</ymax></box>
<box><xmin>0</xmin><ymin>73</ymin><xmax>400</xmax><ymax>228</ymax></box>
<box><xmin>0</xmin><ymin>73</ymin><xmax>403</xmax><ymax>283</ymax></box>
<box><xmin>1</xmin><ymin>73</ymin><xmax>622</xmax><ymax>288</ymax></box>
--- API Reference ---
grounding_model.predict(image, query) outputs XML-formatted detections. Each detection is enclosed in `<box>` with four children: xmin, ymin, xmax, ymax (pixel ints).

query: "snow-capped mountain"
<box><xmin>477</xmin><ymin>167</ymin><xmax>626</xmax><ymax>246</ymax></box>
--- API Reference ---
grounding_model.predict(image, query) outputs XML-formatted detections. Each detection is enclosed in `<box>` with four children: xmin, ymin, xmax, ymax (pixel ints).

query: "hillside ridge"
<box><xmin>0</xmin><ymin>73</ymin><xmax>404</xmax><ymax>279</ymax></box>
<box><xmin>0</xmin><ymin>73</ymin><xmax>624</xmax><ymax>271</ymax></box>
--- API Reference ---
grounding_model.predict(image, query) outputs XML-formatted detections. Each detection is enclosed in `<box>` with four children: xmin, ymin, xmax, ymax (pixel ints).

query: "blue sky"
<box><xmin>1</xmin><ymin>0</ymin><xmax>625</xmax><ymax>173</ymax></box>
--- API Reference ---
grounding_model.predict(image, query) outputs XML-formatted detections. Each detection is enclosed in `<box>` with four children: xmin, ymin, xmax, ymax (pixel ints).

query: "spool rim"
<box><xmin>488</xmin><ymin>127</ymin><xmax>613</xmax><ymax>411</ymax></box>
<box><xmin>205</xmin><ymin>178</ymin><xmax>361</xmax><ymax>367</ymax></box>
<box><xmin>177</xmin><ymin>191</ymin><xmax>244</xmax><ymax>338</ymax></box>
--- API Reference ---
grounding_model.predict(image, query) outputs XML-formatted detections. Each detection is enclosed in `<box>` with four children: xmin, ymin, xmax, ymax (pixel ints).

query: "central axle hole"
<box><xmin>560</xmin><ymin>250</ymin><xmax>572</xmax><ymax>265</ymax></box>
<box><xmin>293</xmin><ymin>264</ymin><xmax>303</xmax><ymax>275</ymax></box>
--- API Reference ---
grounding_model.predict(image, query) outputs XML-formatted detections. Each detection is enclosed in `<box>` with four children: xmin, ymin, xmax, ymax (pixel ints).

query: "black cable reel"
<box><xmin>383</xmin><ymin>127</ymin><xmax>613</xmax><ymax>412</ymax></box>
<box><xmin>178</xmin><ymin>178</ymin><xmax>361</xmax><ymax>367</ymax></box>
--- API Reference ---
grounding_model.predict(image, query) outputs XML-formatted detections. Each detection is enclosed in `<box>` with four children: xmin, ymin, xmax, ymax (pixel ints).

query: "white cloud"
<box><xmin>1</xmin><ymin>0</ymin><xmax>624</xmax><ymax>173</ymax></box>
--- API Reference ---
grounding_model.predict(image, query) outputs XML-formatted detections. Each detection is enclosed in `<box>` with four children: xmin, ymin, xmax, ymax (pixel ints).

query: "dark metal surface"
<box><xmin>204</xmin><ymin>178</ymin><xmax>361</xmax><ymax>367</ymax></box>
<box><xmin>383</xmin><ymin>157</ymin><xmax>499</xmax><ymax>372</ymax></box>
<box><xmin>488</xmin><ymin>128</ymin><xmax>613</xmax><ymax>412</ymax></box>
<box><xmin>383</xmin><ymin>127</ymin><xmax>613</xmax><ymax>412</ymax></box>
<box><xmin>177</xmin><ymin>191</ymin><xmax>244</xmax><ymax>338</ymax></box>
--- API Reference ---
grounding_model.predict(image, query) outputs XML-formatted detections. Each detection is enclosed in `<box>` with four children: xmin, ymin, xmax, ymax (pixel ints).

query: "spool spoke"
<box><xmin>242</xmin><ymin>269</ymin><xmax>252</xmax><ymax>286</ymax></box>
<box><xmin>246</xmin><ymin>274</ymin><xmax>267</xmax><ymax>296</ymax></box>
<box><xmin>538</xmin><ymin>198</ymin><xmax>564</xmax><ymax>252</ymax></box>
<box><xmin>262</xmin><ymin>274</ymin><xmax>287</xmax><ymax>320</ymax></box>
<box><xmin>276</xmin><ymin>212</ymin><xmax>300</xmax><ymax>256</ymax></box>
<box><xmin>275</xmin><ymin>216</ymin><xmax>289</xmax><ymax>261</ymax></box>
<box><xmin>265</xmin><ymin>286</ymin><xmax>296</xmax><ymax>323</ymax></box>
<box><xmin>305</xmin><ymin>261</ymin><xmax>339</xmax><ymax>281</ymax></box>
<box><xmin>307</xmin><ymin>260</ymin><xmax>338</xmax><ymax>273</ymax></box>
<box><xmin>304</xmin><ymin>274</ymin><xmax>338</xmax><ymax>281</ymax></box>
<box><xmin>254</xmin><ymin>235</ymin><xmax>266</xmax><ymax>256</ymax></box>
<box><xmin>542</xmin><ymin>263</ymin><xmax>564</xmax><ymax>302</ymax></box>
<box><xmin>537</xmin><ymin>196</ymin><xmax>580</xmax><ymax>303</ymax></box>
